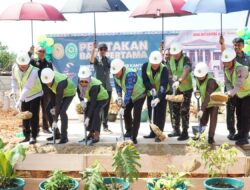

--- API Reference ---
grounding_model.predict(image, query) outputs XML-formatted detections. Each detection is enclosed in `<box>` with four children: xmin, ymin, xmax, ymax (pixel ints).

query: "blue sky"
<box><xmin>0</xmin><ymin>0</ymin><xmax>248</xmax><ymax>52</ymax></box>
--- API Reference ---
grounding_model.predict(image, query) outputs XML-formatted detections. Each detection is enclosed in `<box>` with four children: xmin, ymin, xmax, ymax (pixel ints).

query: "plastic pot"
<box><xmin>39</xmin><ymin>178</ymin><xmax>79</xmax><ymax>190</ymax></box>
<box><xmin>104</xmin><ymin>177</ymin><xmax>129</xmax><ymax>190</ymax></box>
<box><xmin>204</xmin><ymin>177</ymin><xmax>244</xmax><ymax>190</ymax></box>
<box><xmin>146</xmin><ymin>178</ymin><xmax>187</xmax><ymax>190</ymax></box>
<box><xmin>0</xmin><ymin>178</ymin><xmax>25</xmax><ymax>190</ymax></box>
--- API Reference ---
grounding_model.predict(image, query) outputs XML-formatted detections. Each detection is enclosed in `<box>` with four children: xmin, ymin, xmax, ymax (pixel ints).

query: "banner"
<box><xmin>49</xmin><ymin>29</ymin><xmax>237</xmax><ymax>84</ymax></box>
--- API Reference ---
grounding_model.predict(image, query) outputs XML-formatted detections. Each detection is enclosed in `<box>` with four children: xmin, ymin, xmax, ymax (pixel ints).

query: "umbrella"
<box><xmin>131</xmin><ymin>0</ymin><xmax>192</xmax><ymax>42</ymax></box>
<box><xmin>182</xmin><ymin>0</ymin><xmax>250</xmax><ymax>35</ymax></box>
<box><xmin>61</xmin><ymin>0</ymin><xmax>129</xmax><ymax>41</ymax></box>
<box><xmin>0</xmin><ymin>0</ymin><xmax>65</xmax><ymax>45</ymax></box>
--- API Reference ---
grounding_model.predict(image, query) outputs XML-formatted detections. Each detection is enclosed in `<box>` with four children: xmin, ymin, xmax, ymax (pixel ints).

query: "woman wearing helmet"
<box><xmin>77</xmin><ymin>66</ymin><xmax>109</xmax><ymax>143</ymax></box>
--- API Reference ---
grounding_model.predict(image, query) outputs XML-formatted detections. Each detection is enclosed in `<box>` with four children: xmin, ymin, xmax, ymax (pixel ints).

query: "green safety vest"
<box><xmin>225</xmin><ymin>62</ymin><xmax>250</xmax><ymax>98</ymax></box>
<box><xmin>146</xmin><ymin>62</ymin><xmax>170</xmax><ymax>96</ymax></box>
<box><xmin>84</xmin><ymin>77</ymin><xmax>109</xmax><ymax>101</ymax></box>
<box><xmin>169</xmin><ymin>56</ymin><xmax>193</xmax><ymax>92</ymax></box>
<box><xmin>196</xmin><ymin>74</ymin><xmax>220</xmax><ymax>108</ymax></box>
<box><xmin>49</xmin><ymin>71</ymin><xmax>76</xmax><ymax>97</ymax></box>
<box><xmin>14</xmin><ymin>64</ymin><xmax>42</xmax><ymax>98</ymax></box>
<box><xmin>114</xmin><ymin>67</ymin><xmax>145</xmax><ymax>102</ymax></box>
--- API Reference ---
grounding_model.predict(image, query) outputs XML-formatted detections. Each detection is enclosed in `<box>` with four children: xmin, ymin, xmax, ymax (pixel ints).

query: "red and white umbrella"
<box><xmin>131</xmin><ymin>0</ymin><xmax>192</xmax><ymax>42</ymax></box>
<box><xmin>0</xmin><ymin>1</ymin><xmax>66</xmax><ymax>45</ymax></box>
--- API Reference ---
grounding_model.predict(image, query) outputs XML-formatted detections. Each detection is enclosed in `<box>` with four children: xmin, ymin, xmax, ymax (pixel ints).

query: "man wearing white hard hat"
<box><xmin>141</xmin><ymin>51</ymin><xmax>169</xmax><ymax>142</ymax></box>
<box><xmin>77</xmin><ymin>66</ymin><xmax>109</xmax><ymax>143</ymax></box>
<box><xmin>11</xmin><ymin>51</ymin><xmax>43</xmax><ymax>144</ymax></box>
<box><xmin>222</xmin><ymin>48</ymin><xmax>250</xmax><ymax>145</ymax></box>
<box><xmin>111</xmin><ymin>59</ymin><xmax>146</xmax><ymax>144</ymax></box>
<box><xmin>194</xmin><ymin>62</ymin><xmax>220</xmax><ymax>144</ymax></box>
<box><xmin>41</xmin><ymin>68</ymin><xmax>76</xmax><ymax>144</ymax></box>
<box><xmin>168</xmin><ymin>42</ymin><xmax>193</xmax><ymax>141</ymax></box>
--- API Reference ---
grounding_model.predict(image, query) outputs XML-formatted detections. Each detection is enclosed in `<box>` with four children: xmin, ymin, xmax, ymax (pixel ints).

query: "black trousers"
<box><xmin>172</xmin><ymin>89</ymin><xmax>192</xmax><ymax>131</ymax></box>
<box><xmin>46</xmin><ymin>96</ymin><xmax>74</xmax><ymax>140</ymax></box>
<box><xmin>200</xmin><ymin>106</ymin><xmax>219</xmax><ymax>138</ymax></box>
<box><xmin>124</xmin><ymin>96</ymin><xmax>146</xmax><ymax>140</ymax></box>
<box><xmin>41</xmin><ymin>85</ymin><xmax>50</xmax><ymax>129</ymax></box>
<box><xmin>86</xmin><ymin>100</ymin><xmax>108</xmax><ymax>132</ymax></box>
<box><xmin>236</xmin><ymin>95</ymin><xmax>250</xmax><ymax>140</ymax></box>
<box><xmin>102</xmin><ymin>91</ymin><xmax>112</xmax><ymax>129</ymax></box>
<box><xmin>147</xmin><ymin>95</ymin><xmax>167</xmax><ymax>132</ymax></box>
<box><xmin>22</xmin><ymin>96</ymin><xmax>41</xmax><ymax>139</ymax></box>
<box><xmin>226</xmin><ymin>96</ymin><xmax>237</xmax><ymax>134</ymax></box>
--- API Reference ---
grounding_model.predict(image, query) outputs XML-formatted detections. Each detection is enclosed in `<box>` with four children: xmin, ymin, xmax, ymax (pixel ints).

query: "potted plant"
<box><xmin>81</xmin><ymin>141</ymin><xmax>141</xmax><ymax>190</ymax></box>
<box><xmin>0</xmin><ymin>138</ymin><xmax>26</xmax><ymax>190</ymax></box>
<box><xmin>146</xmin><ymin>165</ymin><xmax>193</xmax><ymax>190</ymax></box>
<box><xmin>188</xmin><ymin>134</ymin><xmax>244</xmax><ymax>190</ymax></box>
<box><xmin>39</xmin><ymin>170</ymin><xmax>79</xmax><ymax>190</ymax></box>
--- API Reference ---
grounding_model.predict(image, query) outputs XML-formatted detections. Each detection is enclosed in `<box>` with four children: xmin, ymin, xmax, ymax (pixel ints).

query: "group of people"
<box><xmin>11</xmin><ymin>35</ymin><xmax>250</xmax><ymax>145</ymax></box>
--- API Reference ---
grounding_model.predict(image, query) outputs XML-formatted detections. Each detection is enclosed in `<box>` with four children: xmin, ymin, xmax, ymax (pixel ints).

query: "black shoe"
<box><xmin>43</xmin><ymin>128</ymin><xmax>52</xmax><ymax>134</ymax></box>
<box><xmin>124</xmin><ymin>132</ymin><xmax>131</xmax><ymax>138</ymax></box>
<box><xmin>177</xmin><ymin>132</ymin><xmax>189</xmax><ymax>141</ymax></box>
<box><xmin>79</xmin><ymin>136</ymin><xmax>93</xmax><ymax>143</ymax></box>
<box><xmin>92</xmin><ymin>138</ymin><xmax>100</xmax><ymax>143</ymax></box>
<box><xmin>143</xmin><ymin>133</ymin><xmax>155</xmax><ymax>138</ymax></box>
<box><xmin>19</xmin><ymin>137</ymin><xmax>30</xmax><ymax>143</ymax></box>
<box><xmin>235</xmin><ymin>139</ymin><xmax>249</xmax><ymax>145</ymax></box>
<box><xmin>47</xmin><ymin>135</ymin><xmax>61</xmax><ymax>141</ymax></box>
<box><xmin>208</xmin><ymin>137</ymin><xmax>215</xmax><ymax>144</ymax></box>
<box><xmin>29</xmin><ymin>137</ymin><xmax>36</xmax><ymax>144</ymax></box>
<box><xmin>155</xmin><ymin>137</ymin><xmax>161</xmax><ymax>142</ymax></box>
<box><xmin>168</xmin><ymin>130</ymin><xmax>181</xmax><ymax>137</ymax></box>
<box><xmin>132</xmin><ymin>138</ymin><xmax>138</xmax><ymax>144</ymax></box>
<box><xmin>232</xmin><ymin>133</ymin><xmax>241</xmax><ymax>141</ymax></box>
<box><xmin>227</xmin><ymin>133</ymin><xmax>235</xmax><ymax>140</ymax></box>
<box><xmin>57</xmin><ymin>138</ymin><xmax>68</xmax><ymax>144</ymax></box>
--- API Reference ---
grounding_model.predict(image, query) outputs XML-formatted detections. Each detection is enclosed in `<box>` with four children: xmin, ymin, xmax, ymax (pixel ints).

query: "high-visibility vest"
<box><xmin>14</xmin><ymin>64</ymin><xmax>42</xmax><ymax>98</ymax></box>
<box><xmin>225</xmin><ymin>62</ymin><xmax>250</xmax><ymax>98</ymax></box>
<box><xmin>114</xmin><ymin>67</ymin><xmax>145</xmax><ymax>102</ymax></box>
<box><xmin>169</xmin><ymin>56</ymin><xmax>193</xmax><ymax>92</ymax></box>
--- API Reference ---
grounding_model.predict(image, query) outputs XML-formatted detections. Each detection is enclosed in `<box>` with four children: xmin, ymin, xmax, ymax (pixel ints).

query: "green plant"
<box><xmin>81</xmin><ymin>141</ymin><xmax>141</xmax><ymax>190</ymax></box>
<box><xmin>0</xmin><ymin>138</ymin><xmax>26</xmax><ymax>188</ymax></box>
<box><xmin>188</xmin><ymin>133</ymin><xmax>238</xmax><ymax>177</ymax></box>
<box><xmin>44</xmin><ymin>170</ymin><xmax>74</xmax><ymax>190</ymax></box>
<box><xmin>147</xmin><ymin>171</ymin><xmax>193</xmax><ymax>190</ymax></box>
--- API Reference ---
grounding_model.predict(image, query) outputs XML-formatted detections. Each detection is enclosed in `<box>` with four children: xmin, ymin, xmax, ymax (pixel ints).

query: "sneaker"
<box><xmin>19</xmin><ymin>137</ymin><xmax>30</xmax><ymax>143</ymax></box>
<box><xmin>43</xmin><ymin>128</ymin><xmax>52</xmax><ymax>134</ymax></box>
<box><xmin>208</xmin><ymin>137</ymin><xmax>215</xmax><ymax>144</ymax></box>
<box><xmin>103</xmin><ymin>128</ymin><xmax>112</xmax><ymax>133</ymax></box>
<box><xmin>29</xmin><ymin>138</ymin><xmax>36</xmax><ymax>144</ymax></box>
<box><xmin>168</xmin><ymin>130</ymin><xmax>181</xmax><ymax>137</ymax></box>
<box><xmin>143</xmin><ymin>133</ymin><xmax>155</xmax><ymax>138</ymax></box>
<box><xmin>57</xmin><ymin>138</ymin><xmax>68</xmax><ymax>144</ymax></box>
<box><xmin>235</xmin><ymin>139</ymin><xmax>249</xmax><ymax>145</ymax></box>
<box><xmin>177</xmin><ymin>132</ymin><xmax>189</xmax><ymax>141</ymax></box>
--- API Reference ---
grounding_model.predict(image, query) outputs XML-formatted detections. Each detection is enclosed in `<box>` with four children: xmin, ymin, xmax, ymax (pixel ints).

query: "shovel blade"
<box><xmin>192</xmin><ymin>125</ymin><xmax>206</xmax><ymax>135</ymax></box>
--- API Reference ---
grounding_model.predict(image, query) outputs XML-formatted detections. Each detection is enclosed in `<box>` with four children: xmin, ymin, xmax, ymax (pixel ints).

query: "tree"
<box><xmin>0</xmin><ymin>42</ymin><xmax>16</xmax><ymax>72</ymax></box>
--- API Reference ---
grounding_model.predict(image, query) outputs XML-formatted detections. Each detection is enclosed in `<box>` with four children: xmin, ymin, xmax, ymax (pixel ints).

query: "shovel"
<box><xmin>150</xmin><ymin>96</ymin><xmax>166</xmax><ymax>141</ymax></box>
<box><xmin>116</xmin><ymin>108</ymin><xmax>125</xmax><ymax>142</ymax></box>
<box><xmin>47</xmin><ymin>109</ymin><xmax>59</xmax><ymax>145</ymax></box>
<box><xmin>79</xmin><ymin>115</ymin><xmax>93</xmax><ymax>146</ymax></box>
<box><xmin>192</xmin><ymin>91</ymin><xmax>206</xmax><ymax>140</ymax></box>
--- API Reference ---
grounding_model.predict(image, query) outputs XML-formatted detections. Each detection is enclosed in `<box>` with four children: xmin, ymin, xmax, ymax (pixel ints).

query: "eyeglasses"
<box><xmin>38</xmin><ymin>50</ymin><xmax>45</xmax><ymax>53</ymax></box>
<box><xmin>80</xmin><ymin>80</ymin><xmax>89</xmax><ymax>84</ymax></box>
<box><xmin>99</xmin><ymin>48</ymin><xmax>107</xmax><ymax>52</ymax></box>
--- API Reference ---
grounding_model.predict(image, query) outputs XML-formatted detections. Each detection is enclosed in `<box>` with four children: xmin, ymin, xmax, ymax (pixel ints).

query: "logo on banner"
<box><xmin>52</xmin><ymin>43</ymin><xmax>65</xmax><ymax>60</ymax></box>
<box><xmin>65</xmin><ymin>43</ymin><xmax>78</xmax><ymax>59</ymax></box>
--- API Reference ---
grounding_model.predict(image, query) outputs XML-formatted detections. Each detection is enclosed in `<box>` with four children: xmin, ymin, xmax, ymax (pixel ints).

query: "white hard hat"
<box><xmin>149</xmin><ymin>51</ymin><xmax>162</xmax><ymax>64</ymax></box>
<box><xmin>78</xmin><ymin>66</ymin><xmax>91</xmax><ymax>79</ymax></box>
<box><xmin>41</xmin><ymin>68</ymin><xmax>55</xmax><ymax>84</ymax></box>
<box><xmin>110</xmin><ymin>59</ymin><xmax>125</xmax><ymax>74</ymax></box>
<box><xmin>221</xmin><ymin>48</ymin><xmax>236</xmax><ymax>62</ymax></box>
<box><xmin>194</xmin><ymin>62</ymin><xmax>209</xmax><ymax>78</ymax></box>
<box><xmin>170</xmin><ymin>42</ymin><xmax>182</xmax><ymax>55</ymax></box>
<box><xmin>16</xmin><ymin>51</ymin><xmax>30</xmax><ymax>65</ymax></box>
